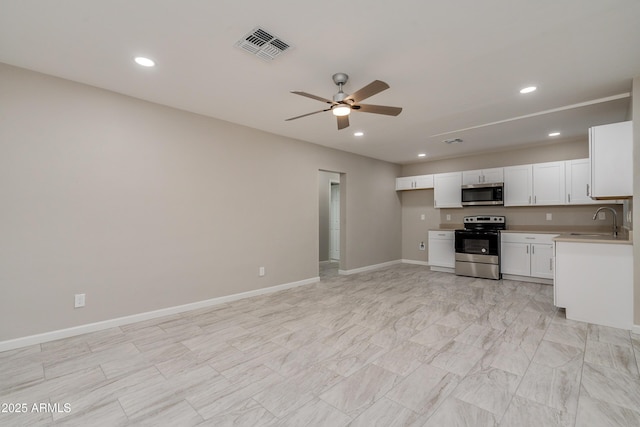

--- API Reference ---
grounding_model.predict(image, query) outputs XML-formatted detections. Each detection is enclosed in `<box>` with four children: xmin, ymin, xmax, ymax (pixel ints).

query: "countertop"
<box><xmin>430</xmin><ymin>226</ymin><xmax>632</xmax><ymax>245</ymax></box>
<box><xmin>553</xmin><ymin>232</ymin><xmax>632</xmax><ymax>245</ymax></box>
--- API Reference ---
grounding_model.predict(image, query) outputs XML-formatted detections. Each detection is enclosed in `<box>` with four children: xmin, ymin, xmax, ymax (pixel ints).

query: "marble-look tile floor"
<box><xmin>2</xmin><ymin>264</ymin><xmax>640</xmax><ymax>426</ymax></box>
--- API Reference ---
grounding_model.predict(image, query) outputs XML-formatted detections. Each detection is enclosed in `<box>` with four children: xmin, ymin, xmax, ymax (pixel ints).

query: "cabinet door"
<box><xmin>414</xmin><ymin>174</ymin><xmax>434</xmax><ymax>189</ymax></box>
<box><xmin>428</xmin><ymin>233</ymin><xmax>455</xmax><ymax>268</ymax></box>
<box><xmin>500</xmin><ymin>242</ymin><xmax>531</xmax><ymax>276</ymax></box>
<box><xmin>462</xmin><ymin>170</ymin><xmax>483</xmax><ymax>185</ymax></box>
<box><xmin>482</xmin><ymin>168</ymin><xmax>504</xmax><ymax>184</ymax></box>
<box><xmin>530</xmin><ymin>244</ymin><xmax>554</xmax><ymax>279</ymax></box>
<box><xmin>434</xmin><ymin>172</ymin><xmax>462</xmax><ymax>208</ymax></box>
<box><xmin>395</xmin><ymin>177</ymin><xmax>414</xmax><ymax>191</ymax></box>
<box><xmin>532</xmin><ymin>161</ymin><xmax>565</xmax><ymax>205</ymax></box>
<box><xmin>565</xmin><ymin>159</ymin><xmax>596</xmax><ymax>204</ymax></box>
<box><xmin>590</xmin><ymin>121</ymin><xmax>633</xmax><ymax>198</ymax></box>
<box><xmin>504</xmin><ymin>165</ymin><xmax>532</xmax><ymax>206</ymax></box>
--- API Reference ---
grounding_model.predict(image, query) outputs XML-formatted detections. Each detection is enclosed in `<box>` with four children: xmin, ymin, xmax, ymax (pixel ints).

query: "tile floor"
<box><xmin>1</xmin><ymin>263</ymin><xmax>639</xmax><ymax>426</ymax></box>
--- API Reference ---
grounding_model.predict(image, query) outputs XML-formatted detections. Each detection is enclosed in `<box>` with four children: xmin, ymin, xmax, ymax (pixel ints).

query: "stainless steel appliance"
<box><xmin>455</xmin><ymin>215</ymin><xmax>505</xmax><ymax>280</ymax></box>
<box><xmin>461</xmin><ymin>183</ymin><xmax>504</xmax><ymax>206</ymax></box>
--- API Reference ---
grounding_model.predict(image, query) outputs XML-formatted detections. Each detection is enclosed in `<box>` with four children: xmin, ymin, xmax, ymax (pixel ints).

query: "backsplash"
<box><xmin>439</xmin><ymin>203</ymin><xmax>625</xmax><ymax>231</ymax></box>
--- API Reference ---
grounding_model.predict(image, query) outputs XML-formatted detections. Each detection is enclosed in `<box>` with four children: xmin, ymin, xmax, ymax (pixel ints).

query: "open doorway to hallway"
<box><xmin>319</xmin><ymin>170</ymin><xmax>341</xmax><ymax>278</ymax></box>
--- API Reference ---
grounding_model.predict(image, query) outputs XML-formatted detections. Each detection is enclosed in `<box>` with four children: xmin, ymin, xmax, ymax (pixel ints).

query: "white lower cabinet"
<box><xmin>555</xmin><ymin>241</ymin><xmax>632</xmax><ymax>329</ymax></box>
<box><xmin>501</xmin><ymin>233</ymin><xmax>557</xmax><ymax>281</ymax></box>
<box><xmin>428</xmin><ymin>230</ymin><xmax>455</xmax><ymax>269</ymax></box>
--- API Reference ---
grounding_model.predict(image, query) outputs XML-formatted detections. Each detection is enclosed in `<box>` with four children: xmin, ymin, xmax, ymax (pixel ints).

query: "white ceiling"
<box><xmin>1</xmin><ymin>0</ymin><xmax>639</xmax><ymax>164</ymax></box>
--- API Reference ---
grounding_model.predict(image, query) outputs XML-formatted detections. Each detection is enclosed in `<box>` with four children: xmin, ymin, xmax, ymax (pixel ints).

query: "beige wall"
<box><xmin>401</xmin><ymin>190</ymin><xmax>439</xmax><ymax>262</ymax></box>
<box><xmin>402</xmin><ymin>139</ymin><xmax>588</xmax><ymax>176</ymax></box>
<box><xmin>633</xmin><ymin>76</ymin><xmax>639</xmax><ymax>326</ymax></box>
<box><xmin>0</xmin><ymin>63</ymin><xmax>402</xmax><ymax>341</ymax></box>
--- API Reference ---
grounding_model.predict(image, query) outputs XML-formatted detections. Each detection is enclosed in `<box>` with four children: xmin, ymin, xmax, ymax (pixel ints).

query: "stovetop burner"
<box><xmin>461</xmin><ymin>215</ymin><xmax>506</xmax><ymax>231</ymax></box>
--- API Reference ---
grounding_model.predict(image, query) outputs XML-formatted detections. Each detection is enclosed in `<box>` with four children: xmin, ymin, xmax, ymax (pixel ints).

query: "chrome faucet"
<box><xmin>592</xmin><ymin>207</ymin><xmax>618</xmax><ymax>236</ymax></box>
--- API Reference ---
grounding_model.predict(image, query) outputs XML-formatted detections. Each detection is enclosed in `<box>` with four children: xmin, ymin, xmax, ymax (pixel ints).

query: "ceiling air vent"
<box><xmin>235</xmin><ymin>27</ymin><xmax>291</xmax><ymax>61</ymax></box>
<box><xmin>443</xmin><ymin>138</ymin><xmax>463</xmax><ymax>144</ymax></box>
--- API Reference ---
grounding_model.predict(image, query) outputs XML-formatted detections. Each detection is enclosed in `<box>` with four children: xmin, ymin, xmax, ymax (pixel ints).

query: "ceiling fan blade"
<box><xmin>290</xmin><ymin>91</ymin><xmax>334</xmax><ymax>104</ymax></box>
<box><xmin>354</xmin><ymin>104</ymin><xmax>403</xmax><ymax>116</ymax></box>
<box><xmin>285</xmin><ymin>108</ymin><xmax>331</xmax><ymax>121</ymax></box>
<box><xmin>337</xmin><ymin>115</ymin><xmax>349</xmax><ymax>130</ymax></box>
<box><xmin>346</xmin><ymin>80</ymin><xmax>390</xmax><ymax>103</ymax></box>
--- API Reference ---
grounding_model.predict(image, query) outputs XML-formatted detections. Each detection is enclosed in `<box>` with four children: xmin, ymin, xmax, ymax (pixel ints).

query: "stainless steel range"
<box><xmin>454</xmin><ymin>215</ymin><xmax>505</xmax><ymax>280</ymax></box>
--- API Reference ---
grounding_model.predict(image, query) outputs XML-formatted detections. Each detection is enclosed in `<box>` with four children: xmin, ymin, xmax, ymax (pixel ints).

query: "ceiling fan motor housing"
<box><xmin>332</xmin><ymin>73</ymin><xmax>349</xmax><ymax>85</ymax></box>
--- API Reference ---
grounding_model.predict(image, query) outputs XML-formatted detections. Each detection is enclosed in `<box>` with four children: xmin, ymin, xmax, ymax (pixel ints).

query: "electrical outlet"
<box><xmin>546</xmin><ymin>213</ymin><xmax>552</xmax><ymax>221</ymax></box>
<box><xmin>419</xmin><ymin>241</ymin><xmax>425</xmax><ymax>250</ymax></box>
<box><xmin>446</xmin><ymin>214</ymin><xmax>451</xmax><ymax>221</ymax></box>
<box><xmin>420</xmin><ymin>214</ymin><xmax>425</xmax><ymax>220</ymax></box>
<box><xmin>74</xmin><ymin>293</ymin><xmax>85</xmax><ymax>308</ymax></box>
<box><xmin>259</xmin><ymin>266</ymin><xmax>265</xmax><ymax>277</ymax></box>
<box><xmin>598</xmin><ymin>212</ymin><xmax>606</xmax><ymax>220</ymax></box>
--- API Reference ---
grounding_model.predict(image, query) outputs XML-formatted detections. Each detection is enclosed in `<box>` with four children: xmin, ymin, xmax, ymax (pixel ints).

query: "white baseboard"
<box><xmin>339</xmin><ymin>259</ymin><xmax>402</xmax><ymax>275</ymax></box>
<box><xmin>0</xmin><ymin>276</ymin><xmax>320</xmax><ymax>353</ymax></box>
<box><xmin>401</xmin><ymin>259</ymin><xmax>429</xmax><ymax>266</ymax></box>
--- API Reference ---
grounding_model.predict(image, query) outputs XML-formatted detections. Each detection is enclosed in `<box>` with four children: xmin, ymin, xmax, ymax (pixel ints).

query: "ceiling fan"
<box><xmin>285</xmin><ymin>73</ymin><xmax>402</xmax><ymax>130</ymax></box>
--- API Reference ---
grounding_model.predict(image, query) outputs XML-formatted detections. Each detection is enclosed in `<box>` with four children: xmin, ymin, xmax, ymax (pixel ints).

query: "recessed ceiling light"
<box><xmin>418</xmin><ymin>153</ymin><xmax>427</xmax><ymax>157</ymax></box>
<box><xmin>548</xmin><ymin>131</ymin><xmax>561</xmax><ymax>137</ymax></box>
<box><xmin>134</xmin><ymin>56</ymin><xmax>156</xmax><ymax>67</ymax></box>
<box><xmin>353</xmin><ymin>131</ymin><xmax>364</xmax><ymax>137</ymax></box>
<box><xmin>519</xmin><ymin>86</ymin><xmax>537</xmax><ymax>94</ymax></box>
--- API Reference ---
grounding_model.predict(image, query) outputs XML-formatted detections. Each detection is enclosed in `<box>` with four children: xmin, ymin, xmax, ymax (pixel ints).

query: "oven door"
<box><xmin>454</xmin><ymin>230</ymin><xmax>500</xmax><ymax>256</ymax></box>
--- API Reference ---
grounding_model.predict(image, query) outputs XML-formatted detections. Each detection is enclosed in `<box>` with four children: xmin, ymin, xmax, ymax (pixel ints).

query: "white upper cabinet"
<box><xmin>565</xmin><ymin>159</ymin><xmax>597</xmax><ymax>204</ymax></box>
<box><xmin>504</xmin><ymin>162</ymin><xmax>565</xmax><ymax>206</ymax></box>
<box><xmin>589</xmin><ymin>121</ymin><xmax>633</xmax><ymax>199</ymax></box>
<box><xmin>395</xmin><ymin>174</ymin><xmax>434</xmax><ymax>191</ymax></box>
<box><xmin>532</xmin><ymin>161</ymin><xmax>565</xmax><ymax>206</ymax></box>
<box><xmin>434</xmin><ymin>172</ymin><xmax>462</xmax><ymax>208</ymax></box>
<box><xmin>504</xmin><ymin>165</ymin><xmax>532</xmax><ymax>206</ymax></box>
<box><xmin>462</xmin><ymin>168</ymin><xmax>504</xmax><ymax>185</ymax></box>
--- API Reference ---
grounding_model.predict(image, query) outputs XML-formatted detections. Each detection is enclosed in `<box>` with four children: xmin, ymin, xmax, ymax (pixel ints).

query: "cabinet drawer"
<box><xmin>501</xmin><ymin>233</ymin><xmax>557</xmax><ymax>244</ymax></box>
<box><xmin>429</xmin><ymin>230</ymin><xmax>454</xmax><ymax>240</ymax></box>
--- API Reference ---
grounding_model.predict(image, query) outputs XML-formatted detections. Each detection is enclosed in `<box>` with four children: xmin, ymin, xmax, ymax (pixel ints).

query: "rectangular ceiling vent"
<box><xmin>235</xmin><ymin>27</ymin><xmax>291</xmax><ymax>61</ymax></box>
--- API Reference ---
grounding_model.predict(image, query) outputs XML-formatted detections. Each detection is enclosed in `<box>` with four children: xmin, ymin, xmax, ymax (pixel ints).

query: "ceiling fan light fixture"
<box><xmin>332</xmin><ymin>104</ymin><xmax>351</xmax><ymax>117</ymax></box>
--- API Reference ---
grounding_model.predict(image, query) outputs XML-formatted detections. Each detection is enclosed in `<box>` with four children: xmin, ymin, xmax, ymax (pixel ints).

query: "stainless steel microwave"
<box><xmin>461</xmin><ymin>183</ymin><xmax>504</xmax><ymax>206</ymax></box>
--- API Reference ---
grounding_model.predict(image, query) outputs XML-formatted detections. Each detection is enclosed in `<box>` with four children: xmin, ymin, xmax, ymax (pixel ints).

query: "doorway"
<box><xmin>329</xmin><ymin>181</ymin><xmax>340</xmax><ymax>261</ymax></box>
<box><xmin>319</xmin><ymin>171</ymin><xmax>342</xmax><ymax>278</ymax></box>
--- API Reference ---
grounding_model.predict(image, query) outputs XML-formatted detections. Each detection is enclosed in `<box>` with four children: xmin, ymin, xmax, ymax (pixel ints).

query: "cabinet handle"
<box><xmin>534</xmin><ymin>195</ymin><xmax>537</xmax><ymax>204</ymax></box>
<box><xmin>532</xmin><ymin>246</ymin><xmax>535</xmax><ymax>254</ymax></box>
<box><xmin>568</xmin><ymin>194</ymin><xmax>571</xmax><ymax>203</ymax></box>
<box><xmin>526</xmin><ymin>246</ymin><xmax>529</xmax><ymax>254</ymax></box>
<box><xmin>528</xmin><ymin>196</ymin><xmax>531</xmax><ymax>204</ymax></box>
<box><xmin>586</xmin><ymin>184</ymin><xmax>590</xmax><ymax>197</ymax></box>
<box><xmin>525</xmin><ymin>237</ymin><xmax>535</xmax><ymax>240</ymax></box>
<box><xmin>550</xmin><ymin>258</ymin><xmax>553</xmax><ymax>270</ymax></box>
